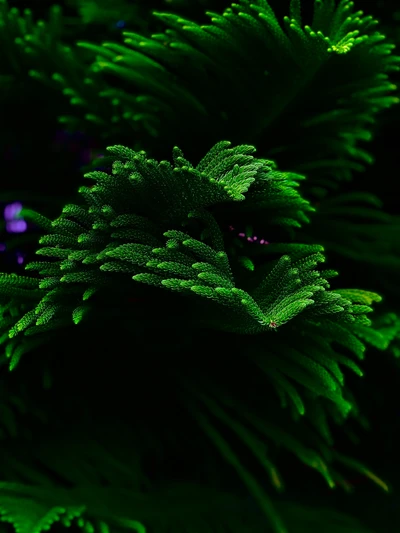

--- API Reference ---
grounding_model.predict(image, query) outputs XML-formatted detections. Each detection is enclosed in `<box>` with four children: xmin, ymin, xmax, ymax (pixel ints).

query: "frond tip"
<box><xmin>0</xmin><ymin>496</ymin><xmax>87</xmax><ymax>533</ymax></box>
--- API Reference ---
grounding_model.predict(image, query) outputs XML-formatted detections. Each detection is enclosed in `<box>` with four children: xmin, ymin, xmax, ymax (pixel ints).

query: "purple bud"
<box><xmin>6</xmin><ymin>220</ymin><xmax>27</xmax><ymax>233</ymax></box>
<box><xmin>4</xmin><ymin>202</ymin><xmax>22</xmax><ymax>221</ymax></box>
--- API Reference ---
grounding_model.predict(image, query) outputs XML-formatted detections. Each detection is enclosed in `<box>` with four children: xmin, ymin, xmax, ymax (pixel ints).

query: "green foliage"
<box><xmin>0</xmin><ymin>498</ymin><xmax>89</xmax><ymax>533</ymax></box>
<box><xmin>0</xmin><ymin>1</ymin><xmax>400</xmax><ymax>532</ymax></box>
<box><xmin>0</xmin><ymin>481</ymin><xmax>379</xmax><ymax>533</ymax></box>
<box><xmin>0</xmin><ymin>139</ymin><xmax>396</xmax><ymax>532</ymax></box>
<box><xmin>2</xmin><ymin>0</ymin><xmax>398</xmax><ymax>175</ymax></box>
<box><xmin>0</xmin><ymin>1</ymin><xmax>64</xmax><ymax>91</ymax></box>
<box><xmin>2</xmin><ymin>0</ymin><xmax>399</xmax><ymax>294</ymax></box>
<box><xmin>75</xmin><ymin>0</ymin><xmax>399</xmax><ymax>186</ymax></box>
<box><xmin>66</xmin><ymin>0</ymin><xmax>148</xmax><ymax>27</ymax></box>
<box><xmin>0</xmin><ymin>0</ymin><xmax>147</xmax><ymax>140</ymax></box>
<box><xmin>297</xmin><ymin>191</ymin><xmax>400</xmax><ymax>294</ymax></box>
<box><xmin>1</xmin><ymin>140</ymin><xmax>384</xmax><ymax>355</ymax></box>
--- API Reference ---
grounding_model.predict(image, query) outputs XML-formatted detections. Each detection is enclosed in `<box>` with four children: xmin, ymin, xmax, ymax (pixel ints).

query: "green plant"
<box><xmin>0</xmin><ymin>1</ymin><xmax>400</xmax><ymax>532</ymax></box>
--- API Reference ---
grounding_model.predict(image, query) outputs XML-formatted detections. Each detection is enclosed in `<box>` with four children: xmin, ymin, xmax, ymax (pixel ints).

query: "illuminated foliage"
<box><xmin>0</xmin><ymin>1</ymin><xmax>399</xmax><ymax>532</ymax></box>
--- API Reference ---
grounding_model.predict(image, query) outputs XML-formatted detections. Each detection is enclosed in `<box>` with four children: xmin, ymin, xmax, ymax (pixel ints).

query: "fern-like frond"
<box><xmin>0</xmin><ymin>0</ymin><xmax>154</xmax><ymax>141</ymax></box>
<box><xmin>71</xmin><ymin>0</ymin><xmax>399</xmax><ymax>187</ymax></box>
<box><xmin>0</xmin><ymin>498</ymin><xmax>89</xmax><ymax>533</ymax></box>
<box><xmin>0</xmin><ymin>137</ymin><xmax>392</xmax><ymax>533</ymax></box>
<box><xmin>293</xmin><ymin>192</ymin><xmax>400</xmax><ymax>298</ymax></box>
<box><xmin>0</xmin><ymin>141</ymin><xmax>378</xmax><ymax>365</ymax></box>
<box><xmin>3</xmin><ymin>0</ymin><xmax>397</xmax><ymax>186</ymax></box>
